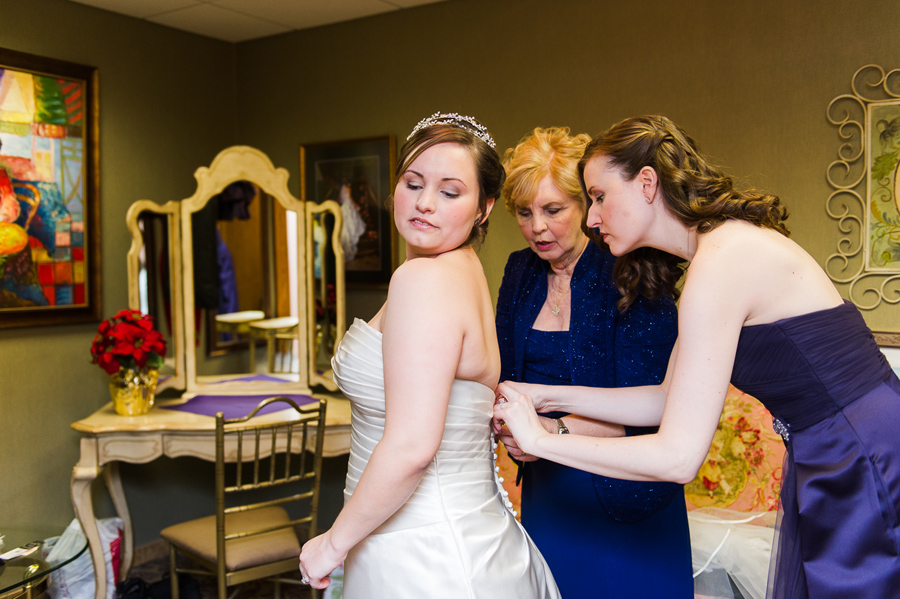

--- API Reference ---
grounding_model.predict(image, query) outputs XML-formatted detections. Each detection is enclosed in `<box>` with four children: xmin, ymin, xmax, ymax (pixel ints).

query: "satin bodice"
<box><xmin>730</xmin><ymin>300</ymin><xmax>900</xmax><ymax>598</ymax></box>
<box><xmin>731</xmin><ymin>301</ymin><xmax>894</xmax><ymax>431</ymax></box>
<box><xmin>334</xmin><ymin>319</ymin><xmax>502</xmax><ymax>533</ymax></box>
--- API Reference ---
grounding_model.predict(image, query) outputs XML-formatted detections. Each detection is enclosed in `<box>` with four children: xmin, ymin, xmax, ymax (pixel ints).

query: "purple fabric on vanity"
<box><xmin>166</xmin><ymin>393</ymin><xmax>317</xmax><ymax>419</ymax></box>
<box><xmin>207</xmin><ymin>374</ymin><xmax>288</xmax><ymax>384</ymax></box>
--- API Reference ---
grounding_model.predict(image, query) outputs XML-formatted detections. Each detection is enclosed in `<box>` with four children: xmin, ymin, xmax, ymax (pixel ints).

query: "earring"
<box><xmin>645</xmin><ymin>197</ymin><xmax>651</xmax><ymax>203</ymax></box>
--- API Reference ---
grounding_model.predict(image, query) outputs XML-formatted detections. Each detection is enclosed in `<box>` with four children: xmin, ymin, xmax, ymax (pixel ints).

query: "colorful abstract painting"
<box><xmin>0</xmin><ymin>48</ymin><xmax>99</xmax><ymax>328</ymax></box>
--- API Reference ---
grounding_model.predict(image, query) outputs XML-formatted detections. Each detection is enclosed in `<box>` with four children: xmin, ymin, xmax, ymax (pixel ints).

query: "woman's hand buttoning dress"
<box><xmin>299</xmin><ymin>113</ymin><xmax>560</xmax><ymax>599</ymax></box>
<box><xmin>495</xmin><ymin>126</ymin><xmax>692</xmax><ymax>599</ymax></box>
<box><xmin>495</xmin><ymin>115</ymin><xmax>900</xmax><ymax>599</ymax></box>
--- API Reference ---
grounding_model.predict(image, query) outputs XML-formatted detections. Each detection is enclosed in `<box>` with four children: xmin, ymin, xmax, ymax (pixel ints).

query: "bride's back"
<box><xmin>368</xmin><ymin>245</ymin><xmax>500</xmax><ymax>391</ymax></box>
<box><xmin>432</xmin><ymin>246</ymin><xmax>500</xmax><ymax>389</ymax></box>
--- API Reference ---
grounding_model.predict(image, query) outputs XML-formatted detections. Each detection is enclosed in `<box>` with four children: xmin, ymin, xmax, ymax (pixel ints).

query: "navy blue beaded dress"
<box><xmin>496</xmin><ymin>243</ymin><xmax>694</xmax><ymax>599</ymax></box>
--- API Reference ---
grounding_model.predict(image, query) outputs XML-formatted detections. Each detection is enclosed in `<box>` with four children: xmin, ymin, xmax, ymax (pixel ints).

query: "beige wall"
<box><xmin>1</xmin><ymin>0</ymin><xmax>237</xmax><ymax>538</ymax></box>
<box><xmin>2</xmin><ymin>0</ymin><xmax>899</xmax><ymax>547</ymax></box>
<box><xmin>236</xmin><ymin>0</ymin><xmax>900</xmax><ymax>333</ymax></box>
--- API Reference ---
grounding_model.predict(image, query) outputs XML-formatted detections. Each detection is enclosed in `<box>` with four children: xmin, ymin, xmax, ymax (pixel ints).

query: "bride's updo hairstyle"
<box><xmin>392</xmin><ymin>112</ymin><xmax>505</xmax><ymax>247</ymax></box>
<box><xmin>578</xmin><ymin>115</ymin><xmax>790</xmax><ymax>311</ymax></box>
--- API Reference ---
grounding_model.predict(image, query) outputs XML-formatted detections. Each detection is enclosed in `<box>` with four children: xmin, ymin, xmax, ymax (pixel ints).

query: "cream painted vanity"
<box><xmin>70</xmin><ymin>146</ymin><xmax>349</xmax><ymax>599</ymax></box>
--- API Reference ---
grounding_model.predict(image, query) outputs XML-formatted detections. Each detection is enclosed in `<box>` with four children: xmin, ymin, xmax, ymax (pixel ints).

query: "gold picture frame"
<box><xmin>826</xmin><ymin>64</ymin><xmax>900</xmax><ymax>343</ymax></box>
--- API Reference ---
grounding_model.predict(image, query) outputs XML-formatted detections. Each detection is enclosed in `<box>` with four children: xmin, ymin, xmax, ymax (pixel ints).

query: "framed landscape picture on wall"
<box><xmin>301</xmin><ymin>135</ymin><xmax>397</xmax><ymax>287</ymax></box>
<box><xmin>0</xmin><ymin>47</ymin><xmax>100</xmax><ymax>328</ymax></box>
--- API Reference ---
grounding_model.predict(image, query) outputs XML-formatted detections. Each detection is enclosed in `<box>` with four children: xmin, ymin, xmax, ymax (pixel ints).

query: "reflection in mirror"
<box><xmin>306</xmin><ymin>200</ymin><xmax>345</xmax><ymax>390</ymax></box>
<box><xmin>191</xmin><ymin>182</ymin><xmax>299</xmax><ymax>384</ymax></box>
<box><xmin>181</xmin><ymin>146</ymin><xmax>313</xmax><ymax>395</ymax></box>
<box><xmin>126</xmin><ymin>200</ymin><xmax>185</xmax><ymax>392</ymax></box>
<box><xmin>197</xmin><ymin>182</ymin><xmax>275</xmax><ymax>359</ymax></box>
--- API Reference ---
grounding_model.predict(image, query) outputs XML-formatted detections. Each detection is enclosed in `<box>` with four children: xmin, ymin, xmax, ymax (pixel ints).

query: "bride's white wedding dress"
<box><xmin>332</xmin><ymin>319</ymin><xmax>560</xmax><ymax>599</ymax></box>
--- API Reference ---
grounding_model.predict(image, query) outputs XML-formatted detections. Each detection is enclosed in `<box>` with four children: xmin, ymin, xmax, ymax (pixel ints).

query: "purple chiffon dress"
<box><xmin>731</xmin><ymin>300</ymin><xmax>900</xmax><ymax>598</ymax></box>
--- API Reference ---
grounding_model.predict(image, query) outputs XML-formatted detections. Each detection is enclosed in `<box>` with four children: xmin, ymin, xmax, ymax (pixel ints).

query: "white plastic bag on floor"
<box><xmin>43</xmin><ymin>517</ymin><xmax>123</xmax><ymax>599</ymax></box>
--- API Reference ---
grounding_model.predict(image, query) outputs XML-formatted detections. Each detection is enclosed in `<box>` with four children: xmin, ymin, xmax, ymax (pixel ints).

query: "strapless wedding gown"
<box><xmin>332</xmin><ymin>319</ymin><xmax>560</xmax><ymax>599</ymax></box>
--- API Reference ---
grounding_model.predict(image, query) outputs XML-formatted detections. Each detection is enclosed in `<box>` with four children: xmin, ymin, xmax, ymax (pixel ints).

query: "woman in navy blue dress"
<box><xmin>496</xmin><ymin>116</ymin><xmax>900</xmax><ymax>598</ymax></box>
<box><xmin>496</xmin><ymin>127</ymin><xmax>693</xmax><ymax>598</ymax></box>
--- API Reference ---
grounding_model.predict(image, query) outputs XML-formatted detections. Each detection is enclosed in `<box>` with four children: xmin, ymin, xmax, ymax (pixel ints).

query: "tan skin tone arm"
<box><xmin>497</xmin><ymin>416</ymin><xmax>625</xmax><ymax>462</ymax></box>
<box><xmin>494</xmin><ymin>232</ymin><xmax>750</xmax><ymax>485</ymax></box>
<box><xmin>495</xmin><ymin>346</ymin><xmax>676</xmax><ymax>431</ymax></box>
<box><xmin>495</xmin><ymin>348</ymin><xmax>676</xmax><ymax>459</ymax></box>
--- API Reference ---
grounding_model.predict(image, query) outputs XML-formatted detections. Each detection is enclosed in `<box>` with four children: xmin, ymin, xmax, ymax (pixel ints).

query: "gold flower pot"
<box><xmin>109</xmin><ymin>368</ymin><xmax>159</xmax><ymax>416</ymax></box>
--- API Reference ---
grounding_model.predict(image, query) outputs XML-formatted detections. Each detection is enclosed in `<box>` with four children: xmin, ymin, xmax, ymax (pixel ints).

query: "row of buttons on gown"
<box><xmin>490</xmin><ymin>433</ymin><xmax>517</xmax><ymax>518</ymax></box>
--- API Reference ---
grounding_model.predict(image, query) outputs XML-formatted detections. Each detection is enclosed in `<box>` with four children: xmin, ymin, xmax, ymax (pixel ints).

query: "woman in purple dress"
<box><xmin>495</xmin><ymin>115</ymin><xmax>900</xmax><ymax>599</ymax></box>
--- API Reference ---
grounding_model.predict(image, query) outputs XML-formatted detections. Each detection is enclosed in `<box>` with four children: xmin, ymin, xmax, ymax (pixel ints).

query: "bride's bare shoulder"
<box><xmin>388</xmin><ymin>251</ymin><xmax>480</xmax><ymax>308</ymax></box>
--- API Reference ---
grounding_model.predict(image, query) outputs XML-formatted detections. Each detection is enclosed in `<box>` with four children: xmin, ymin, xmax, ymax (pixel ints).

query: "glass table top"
<box><xmin>0</xmin><ymin>524</ymin><xmax>89</xmax><ymax>596</ymax></box>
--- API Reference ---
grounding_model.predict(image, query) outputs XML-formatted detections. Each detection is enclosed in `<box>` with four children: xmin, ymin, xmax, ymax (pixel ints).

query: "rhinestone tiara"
<box><xmin>406</xmin><ymin>112</ymin><xmax>496</xmax><ymax>148</ymax></box>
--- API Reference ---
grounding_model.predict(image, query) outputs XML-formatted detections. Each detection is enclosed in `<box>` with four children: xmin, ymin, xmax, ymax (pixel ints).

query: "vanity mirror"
<box><xmin>306</xmin><ymin>202</ymin><xmax>345</xmax><ymax>391</ymax></box>
<box><xmin>125</xmin><ymin>199</ymin><xmax>185</xmax><ymax>392</ymax></box>
<box><xmin>125</xmin><ymin>145</ymin><xmax>346</xmax><ymax>396</ymax></box>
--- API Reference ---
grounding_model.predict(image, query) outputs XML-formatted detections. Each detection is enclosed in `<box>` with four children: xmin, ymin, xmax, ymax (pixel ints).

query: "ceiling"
<box><xmin>65</xmin><ymin>0</ymin><xmax>451</xmax><ymax>43</ymax></box>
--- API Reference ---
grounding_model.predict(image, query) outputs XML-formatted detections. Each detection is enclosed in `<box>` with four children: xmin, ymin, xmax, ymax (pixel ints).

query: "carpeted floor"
<box><xmin>125</xmin><ymin>553</ymin><xmax>318</xmax><ymax>599</ymax></box>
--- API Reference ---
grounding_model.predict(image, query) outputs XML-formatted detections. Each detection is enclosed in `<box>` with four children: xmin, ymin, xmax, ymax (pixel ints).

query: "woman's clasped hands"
<box><xmin>493</xmin><ymin>381</ymin><xmax>554</xmax><ymax>460</ymax></box>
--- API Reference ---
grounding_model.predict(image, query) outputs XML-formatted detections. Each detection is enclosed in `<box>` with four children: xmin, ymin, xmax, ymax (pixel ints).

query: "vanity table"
<box><xmin>71</xmin><ymin>146</ymin><xmax>349</xmax><ymax>599</ymax></box>
<box><xmin>70</xmin><ymin>394</ymin><xmax>350</xmax><ymax>599</ymax></box>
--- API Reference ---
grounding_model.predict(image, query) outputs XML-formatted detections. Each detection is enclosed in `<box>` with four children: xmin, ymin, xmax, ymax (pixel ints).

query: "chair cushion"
<box><xmin>161</xmin><ymin>506</ymin><xmax>300</xmax><ymax>571</ymax></box>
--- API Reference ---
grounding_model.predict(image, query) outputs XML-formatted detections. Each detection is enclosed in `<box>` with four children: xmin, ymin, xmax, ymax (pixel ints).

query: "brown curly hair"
<box><xmin>579</xmin><ymin>115</ymin><xmax>790</xmax><ymax>311</ymax></box>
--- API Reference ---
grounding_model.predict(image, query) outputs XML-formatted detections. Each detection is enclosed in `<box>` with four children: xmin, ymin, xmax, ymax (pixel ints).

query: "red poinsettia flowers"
<box><xmin>91</xmin><ymin>309</ymin><xmax>167</xmax><ymax>375</ymax></box>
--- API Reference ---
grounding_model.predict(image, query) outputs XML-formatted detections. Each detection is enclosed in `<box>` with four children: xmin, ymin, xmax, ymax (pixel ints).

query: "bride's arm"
<box><xmin>299</xmin><ymin>260</ymin><xmax>463</xmax><ymax>588</ymax></box>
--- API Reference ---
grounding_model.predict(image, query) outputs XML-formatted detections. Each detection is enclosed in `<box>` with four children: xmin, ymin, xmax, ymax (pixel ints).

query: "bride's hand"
<box><xmin>493</xmin><ymin>385</ymin><xmax>550</xmax><ymax>456</ymax></box>
<box><xmin>298</xmin><ymin>530</ymin><xmax>345</xmax><ymax>590</ymax></box>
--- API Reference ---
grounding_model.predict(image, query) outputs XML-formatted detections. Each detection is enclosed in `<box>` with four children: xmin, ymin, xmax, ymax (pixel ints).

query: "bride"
<box><xmin>298</xmin><ymin>113</ymin><xmax>560</xmax><ymax>598</ymax></box>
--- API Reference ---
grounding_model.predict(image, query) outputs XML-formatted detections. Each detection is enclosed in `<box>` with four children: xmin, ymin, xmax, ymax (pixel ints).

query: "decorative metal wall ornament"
<box><xmin>826</xmin><ymin>65</ymin><xmax>900</xmax><ymax>315</ymax></box>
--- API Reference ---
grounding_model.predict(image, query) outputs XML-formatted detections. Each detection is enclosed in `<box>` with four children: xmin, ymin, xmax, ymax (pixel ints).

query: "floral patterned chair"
<box><xmin>495</xmin><ymin>386</ymin><xmax>784</xmax><ymax>599</ymax></box>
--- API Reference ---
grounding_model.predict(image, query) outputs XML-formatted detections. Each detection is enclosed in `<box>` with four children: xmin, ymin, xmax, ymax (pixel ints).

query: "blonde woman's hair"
<box><xmin>501</xmin><ymin>127</ymin><xmax>592</xmax><ymax>214</ymax></box>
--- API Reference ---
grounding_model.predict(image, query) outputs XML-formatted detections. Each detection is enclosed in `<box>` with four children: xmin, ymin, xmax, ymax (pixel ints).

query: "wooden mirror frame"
<box><xmin>125</xmin><ymin>199</ymin><xmax>186</xmax><ymax>392</ymax></box>
<box><xmin>180</xmin><ymin>146</ymin><xmax>320</xmax><ymax>394</ymax></box>
<box><xmin>305</xmin><ymin>200</ymin><xmax>345</xmax><ymax>390</ymax></box>
<box><xmin>126</xmin><ymin>146</ymin><xmax>347</xmax><ymax>396</ymax></box>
